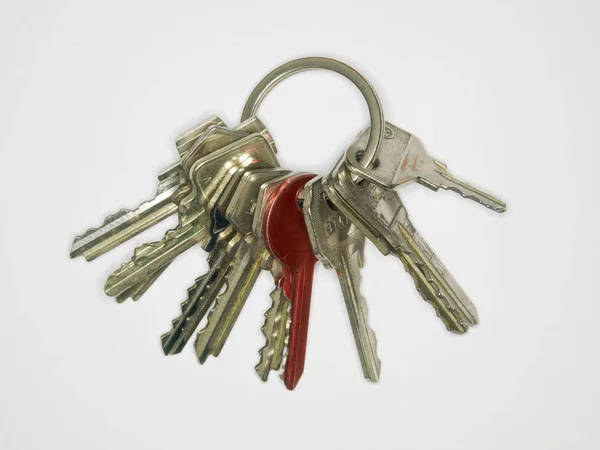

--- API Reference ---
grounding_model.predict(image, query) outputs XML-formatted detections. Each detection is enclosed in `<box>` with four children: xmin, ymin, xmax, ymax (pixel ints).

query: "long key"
<box><xmin>303</xmin><ymin>176</ymin><xmax>380</xmax><ymax>381</ymax></box>
<box><xmin>161</xmin><ymin>227</ymin><xmax>241</xmax><ymax>355</ymax></box>
<box><xmin>71</xmin><ymin>116</ymin><xmax>275</xmax><ymax>262</ymax></box>
<box><xmin>115</xmin><ymin>123</ymin><xmax>269</xmax><ymax>302</ymax></box>
<box><xmin>323</xmin><ymin>159</ymin><xmax>478</xmax><ymax>333</ymax></box>
<box><xmin>70</xmin><ymin>116</ymin><xmax>224</xmax><ymax>261</ymax></box>
<box><xmin>195</xmin><ymin>168</ymin><xmax>292</xmax><ymax>362</ymax></box>
<box><xmin>261</xmin><ymin>173</ymin><xmax>317</xmax><ymax>390</ymax></box>
<box><xmin>104</xmin><ymin>134</ymin><xmax>279</xmax><ymax>297</ymax></box>
<box><xmin>345</xmin><ymin>122</ymin><xmax>506</xmax><ymax>212</ymax></box>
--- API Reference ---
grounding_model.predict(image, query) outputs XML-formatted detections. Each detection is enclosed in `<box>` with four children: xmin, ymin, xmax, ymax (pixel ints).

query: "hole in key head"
<box><xmin>353</xmin><ymin>150</ymin><xmax>378</xmax><ymax>187</ymax></box>
<box><xmin>296</xmin><ymin>190</ymin><xmax>305</xmax><ymax>210</ymax></box>
<box><xmin>322</xmin><ymin>193</ymin><xmax>338</xmax><ymax>211</ymax></box>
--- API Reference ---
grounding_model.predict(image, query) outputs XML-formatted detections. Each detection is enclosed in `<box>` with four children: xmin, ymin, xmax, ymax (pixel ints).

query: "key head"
<box><xmin>224</xmin><ymin>168</ymin><xmax>291</xmax><ymax>235</ymax></box>
<box><xmin>180</xmin><ymin>134</ymin><xmax>279</xmax><ymax>215</ymax></box>
<box><xmin>251</xmin><ymin>173</ymin><xmax>294</xmax><ymax>238</ymax></box>
<box><xmin>261</xmin><ymin>173</ymin><xmax>317</xmax><ymax>390</ymax></box>
<box><xmin>175</xmin><ymin>116</ymin><xmax>225</xmax><ymax>156</ymax></box>
<box><xmin>327</xmin><ymin>158</ymin><xmax>408</xmax><ymax>253</ymax></box>
<box><xmin>345</xmin><ymin>122</ymin><xmax>429</xmax><ymax>189</ymax></box>
<box><xmin>303</xmin><ymin>176</ymin><xmax>365</xmax><ymax>270</ymax></box>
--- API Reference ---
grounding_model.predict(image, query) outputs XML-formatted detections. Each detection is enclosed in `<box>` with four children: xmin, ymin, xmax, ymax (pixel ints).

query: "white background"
<box><xmin>1</xmin><ymin>1</ymin><xmax>598</xmax><ymax>449</ymax></box>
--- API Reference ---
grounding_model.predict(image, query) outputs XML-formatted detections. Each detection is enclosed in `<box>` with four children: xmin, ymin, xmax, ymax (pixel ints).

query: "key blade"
<box><xmin>195</xmin><ymin>238</ymin><xmax>264</xmax><ymax>363</ymax></box>
<box><xmin>337</xmin><ymin>244</ymin><xmax>381</xmax><ymax>382</ymax></box>
<box><xmin>115</xmin><ymin>265</ymin><xmax>170</xmax><ymax>303</ymax></box>
<box><xmin>256</xmin><ymin>285</ymin><xmax>291</xmax><ymax>381</ymax></box>
<box><xmin>161</xmin><ymin>228</ymin><xmax>239</xmax><ymax>355</ymax></box>
<box><xmin>104</xmin><ymin>214</ymin><xmax>208</xmax><ymax>297</ymax></box>
<box><xmin>70</xmin><ymin>182</ymin><xmax>179</xmax><ymax>261</ymax></box>
<box><xmin>303</xmin><ymin>177</ymin><xmax>381</xmax><ymax>381</ymax></box>
<box><xmin>429</xmin><ymin>163</ymin><xmax>507</xmax><ymax>212</ymax></box>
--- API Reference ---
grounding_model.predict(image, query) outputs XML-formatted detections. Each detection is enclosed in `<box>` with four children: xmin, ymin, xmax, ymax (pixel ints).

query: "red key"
<box><xmin>261</xmin><ymin>173</ymin><xmax>317</xmax><ymax>390</ymax></box>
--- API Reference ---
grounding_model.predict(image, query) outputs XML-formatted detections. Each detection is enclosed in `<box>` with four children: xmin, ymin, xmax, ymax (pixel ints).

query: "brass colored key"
<box><xmin>104</xmin><ymin>133</ymin><xmax>279</xmax><ymax>297</ymax></box>
<box><xmin>303</xmin><ymin>176</ymin><xmax>380</xmax><ymax>381</ymax></box>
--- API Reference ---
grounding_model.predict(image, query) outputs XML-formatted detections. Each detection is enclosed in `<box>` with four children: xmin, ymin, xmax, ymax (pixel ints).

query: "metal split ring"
<box><xmin>241</xmin><ymin>57</ymin><xmax>384</xmax><ymax>172</ymax></box>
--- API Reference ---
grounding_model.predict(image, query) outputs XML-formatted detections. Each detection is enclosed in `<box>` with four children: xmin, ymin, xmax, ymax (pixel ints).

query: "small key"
<box><xmin>303</xmin><ymin>176</ymin><xmax>380</xmax><ymax>381</ymax></box>
<box><xmin>195</xmin><ymin>168</ymin><xmax>292</xmax><ymax>362</ymax></box>
<box><xmin>344</xmin><ymin>122</ymin><xmax>506</xmax><ymax>212</ymax></box>
<box><xmin>118</xmin><ymin>122</ymin><xmax>275</xmax><ymax>302</ymax></box>
<box><xmin>104</xmin><ymin>133</ymin><xmax>279</xmax><ymax>297</ymax></box>
<box><xmin>161</xmin><ymin>227</ymin><xmax>241</xmax><ymax>355</ymax></box>
<box><xmin>261</xmin><ymin>173</ymin><xmax>317</xmax><ymax>390</ymax></box>
<box><xmin>323</xmin><ymin>158</ymin><xmax>478</xmax><ymax>333</ymax></box>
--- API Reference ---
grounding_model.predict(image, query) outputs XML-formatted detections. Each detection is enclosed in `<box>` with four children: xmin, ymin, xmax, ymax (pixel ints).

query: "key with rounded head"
<box><xmin>323</xmin><ymin>158</ymin><xmax>478</xmax><ymax>334</ymax></box>
<box><xmin>345</xmin><ymin>122</ymin><xmax>506</xmax><ymax>212</ymax></box>
<box><xmin>303</xmin><ymin>176</ymin><xmax>380</xmax><ymax>381</ymax></box>
<box><xmin>261</xmin><ymin>173</ymin><xmax>317</xmax><ymax>390</ymax></box>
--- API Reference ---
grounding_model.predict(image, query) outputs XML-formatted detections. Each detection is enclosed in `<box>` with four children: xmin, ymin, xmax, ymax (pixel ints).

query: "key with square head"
<box><xmin>70</xmin><ymin>116</ymin><xmax>276</xmax><ymax>263</ymax></box>
<box><xmin>260</xmin><ymin>173</ymin><xmax>317</xmax><ymax>390</ymax></box>
<box><xmin>193</xmin><ymin>168</ymin><xmax>291</xmax><ymax>363</ymax></box>
<box><xmin>303</xmin><ymin>176</ymin><xmax>380</xmax><ymax>381</ymax></box>
<box><xmin>227</xmin><ymin>171</ymin><xmax>296</xmax><ymax>380</ymax></box>
<box><xmin>255</xmin><ymin>261</ymin><xmax>291</xmax><ymax>381</ymax></box>
<box><xmin>161</xmin><ymin>226</ymin><xmax>242</xmax><ymax>355</ymax></box>
<box><xmin>323</xmin><ymin>158</ymin><xmax>478</xmax><ymax>333</ymax></box>
<box><xmin>114</xmin><ymin>121</ymin><xmax>275</xmax><ymax>302</ymax></box>
<box><xmin>103</xmin><ymin>133</ymin><xmax>279</xmax><ymax>298</ymax></box>
<box><xmin>69</xmin><ymin>116</ymin><xmax>224</xmax><ymax>261</ymax></box>
<box><xmin>344</xmin><ymin>122</ymin><xmax>506</xmax><ymax>212</ymax></box>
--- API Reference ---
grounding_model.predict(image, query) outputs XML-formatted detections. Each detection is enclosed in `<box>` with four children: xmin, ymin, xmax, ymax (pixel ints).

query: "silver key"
<box><xmin>161</xmin><ymin>227</ymin><xmax>241</xmax><ymax>355</ymax></box>
<box><xmin>194</xmin><ymin>237</ymin><xmax>269</xmax><ymax>362</ymax></box>
<box><xmin>104</xmin><ymin>133</ymin><xmax>279</xmax><ymax>297</ymax></box>
<box><xmin>70</xmin><ymin>116</ymin><xmax>224</xmax><ymax>261</ymax></box>
<box><xmin>345</xmin><ymin>122</ymin><xmax>506</xmax><ymax>212</ymax></box>
<box><xmin>323</xmin><ymin>158</ymin><xmax>478</xmax><ymax>333</ymax></box>
<box><xmin>70</xmin><ymin>116</ymin><xmax>276</xmax><ymax>264</ymax></box>
<box><xmin>195</xmin><ymin>168</ymin><xmax>292</xmax><ymax>362</ymax></box>
<box><xmin>303</xmin><ymin>176</ymin><xmax>380</xmax><ymax>381</ymax></box>
<box><xmin>119</xmin><ymin>122</ymin><xmax>273</xmax><ymax>302</ymax></box>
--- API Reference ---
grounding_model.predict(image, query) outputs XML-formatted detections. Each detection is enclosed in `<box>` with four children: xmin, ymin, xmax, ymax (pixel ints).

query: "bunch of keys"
<box><xmin>71</xmin><ymin>57</ymin><xmax>506</xmax><ymax>390</ymax></box>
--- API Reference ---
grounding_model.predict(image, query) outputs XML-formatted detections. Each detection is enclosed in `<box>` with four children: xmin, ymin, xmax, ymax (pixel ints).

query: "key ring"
<box><xmin>241</xmin><ymin>57</ymin><xmax>385</xmax><ymax>172</ymax></box>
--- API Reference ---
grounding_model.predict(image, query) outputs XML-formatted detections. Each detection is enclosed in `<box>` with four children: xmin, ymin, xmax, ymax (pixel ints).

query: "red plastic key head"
<box><xmin>262</xmin><ymin>173</ymin><xmax>317</xmax><ymax>390</ymax></box>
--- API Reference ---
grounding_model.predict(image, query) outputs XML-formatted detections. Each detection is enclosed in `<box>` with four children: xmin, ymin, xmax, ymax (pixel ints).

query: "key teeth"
<box><xmin>106</xmin><ymin>224</ymin><xmax>187</xmax><ymax>284</ymax></box>
<box><xmin>161</xmin><ymin>272</ymin><xmax>209</xmax><ymax>356</ymax></box>
<box><xmin>72</xmin><ymin>209</ymin><xmax>131</xmax><ymax>246</ymax></box>
<box><xmin>255</xmin><ymin>288</ymin><xmax>283</xmax><ymax>381</ymax></box>
<box><xmin>278</xmin><ymin>299</ymin><xmax>292</xmax><ymax>382</ymax></box>
<box><xmin>396</xmin><ymin>253</ymin><xmax>472</xmax><ymax>333</ymax></box>
<box><xmin>357</xmin><ymin>292</ymin><xmax>381</xmax><ymax>382</ymax></box>
<box><xmin>443</xmin><ymin>185</ymin><xmax>507</xmax><ymax>213</ymax></box>
<box><xmin>194</xmin><ymin>277</ymin><xmax>232</xmax><ymax>364</ymax></box>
